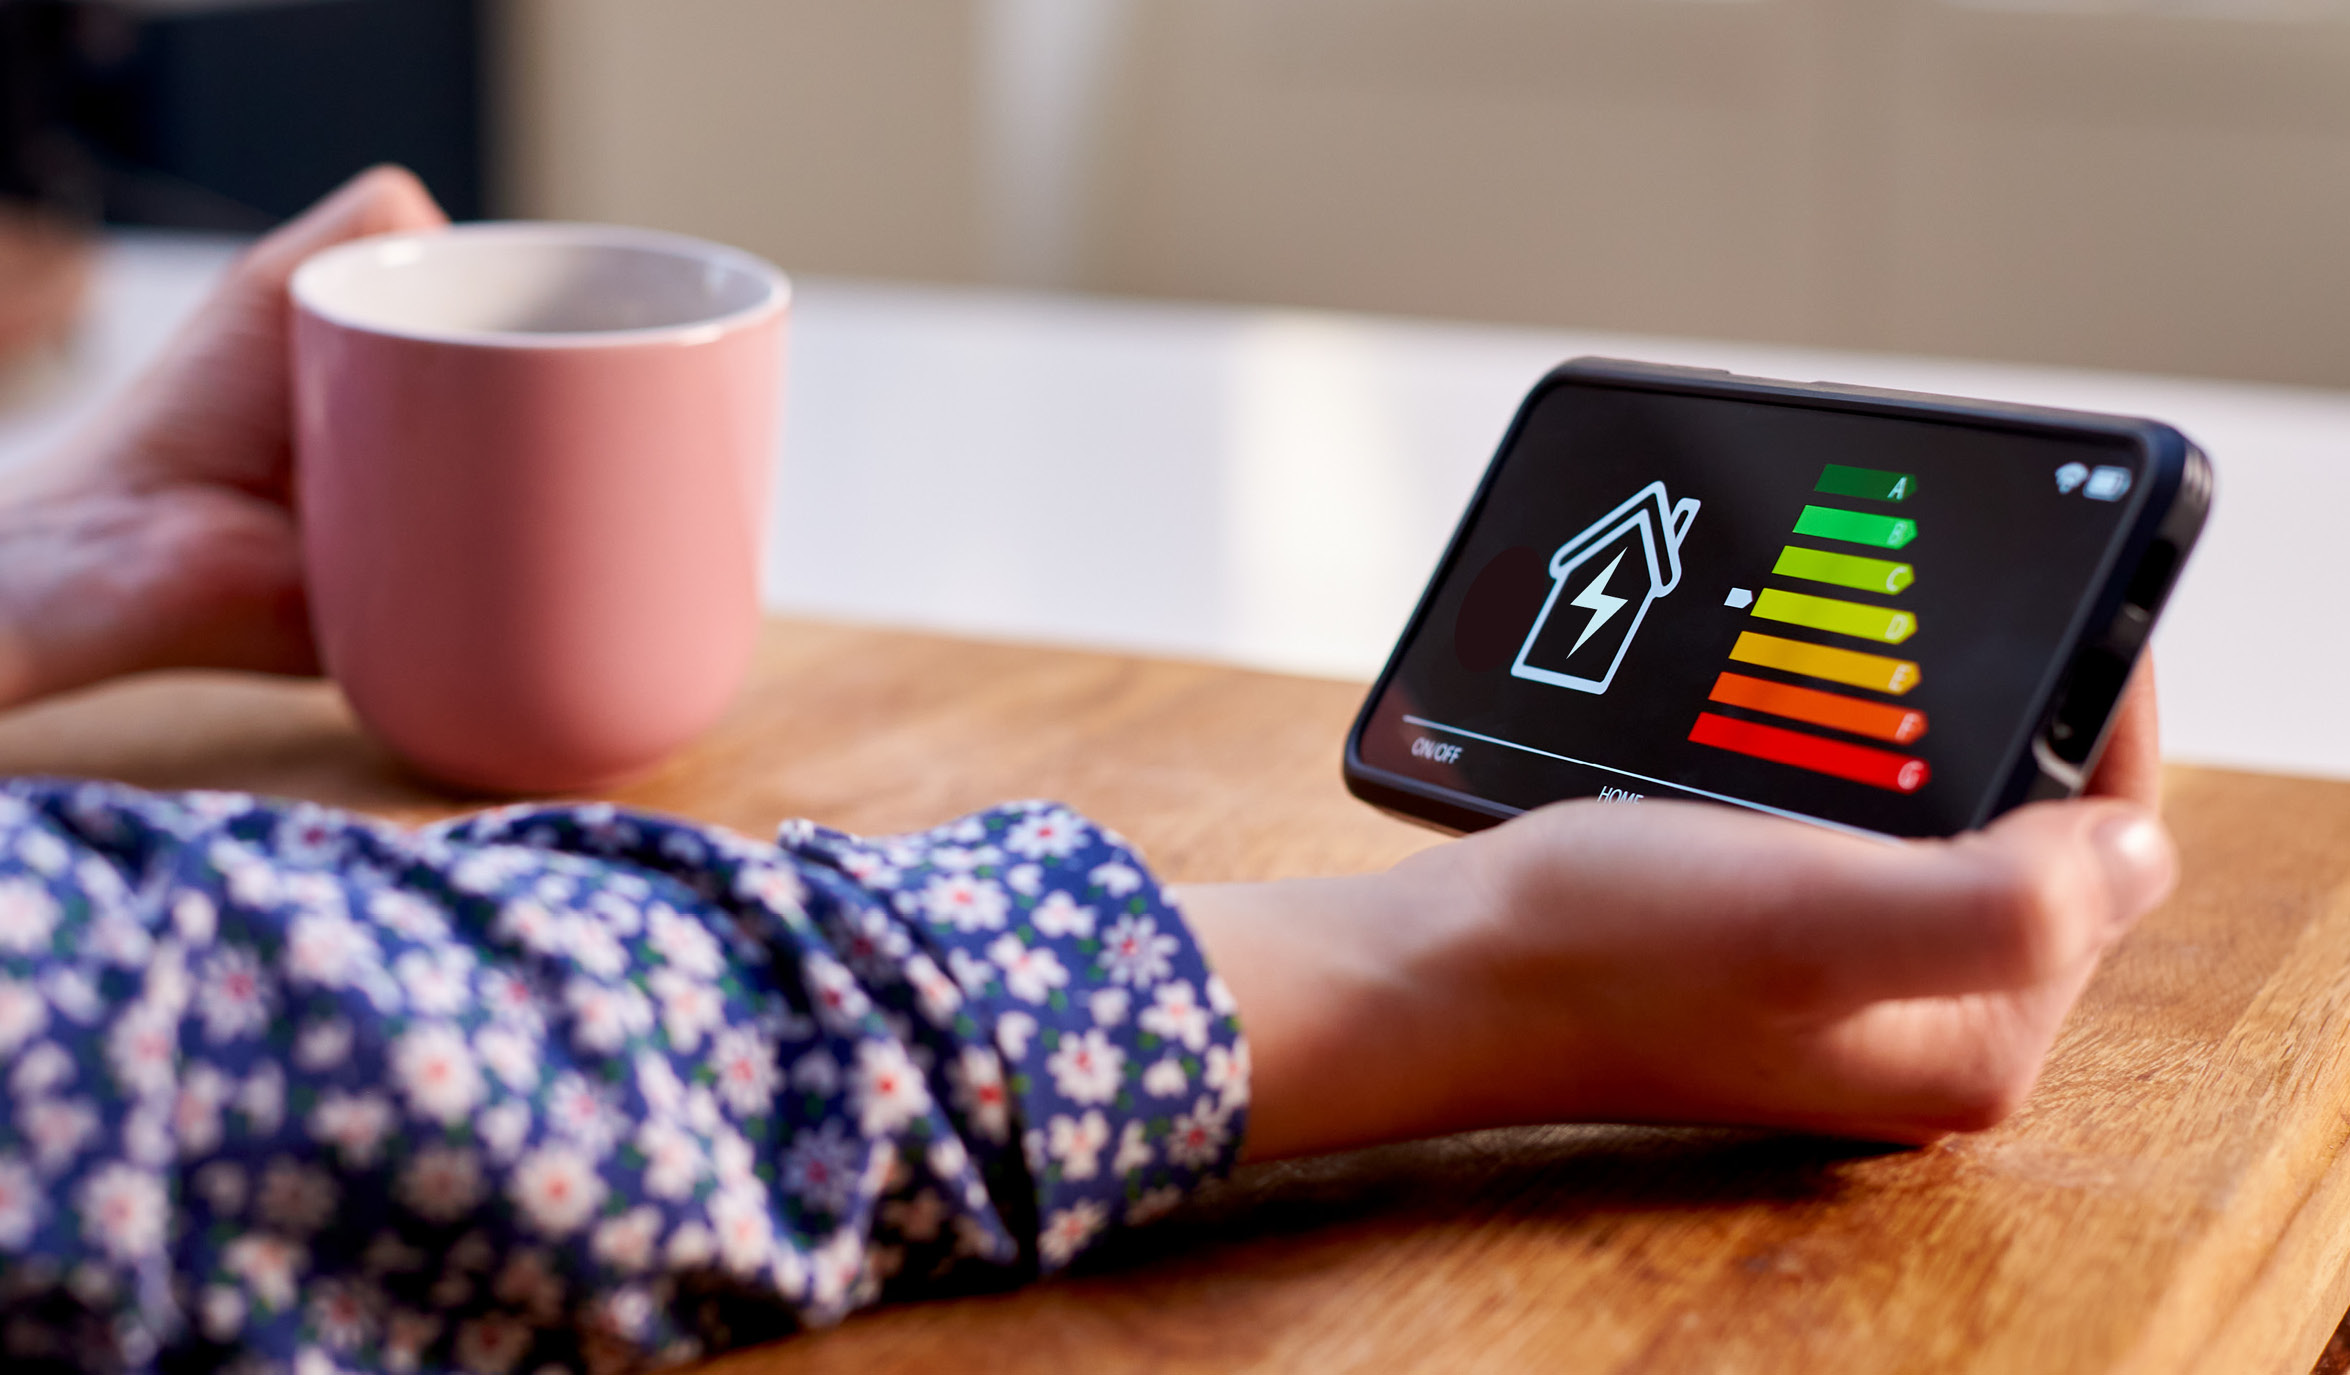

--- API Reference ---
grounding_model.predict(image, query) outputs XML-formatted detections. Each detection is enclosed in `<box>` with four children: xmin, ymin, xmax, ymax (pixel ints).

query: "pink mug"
<box><xmin>290</xmin><ymin>223</ymin><xmax>789</xmax><ymax>793</ymax></box>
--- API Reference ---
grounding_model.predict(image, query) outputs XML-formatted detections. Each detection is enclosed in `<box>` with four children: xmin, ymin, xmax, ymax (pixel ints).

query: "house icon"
<box><xmin>1511</xmin><ymin>480</ymin><xmax>1701</xmax><ymax>695</ymax></box>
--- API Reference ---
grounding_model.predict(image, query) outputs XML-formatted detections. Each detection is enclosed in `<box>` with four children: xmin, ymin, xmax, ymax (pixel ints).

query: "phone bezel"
<box><xmin>1342</xmin><ymin>357</ymin><xmax>2210</xmax><ymax>838</ymax></box>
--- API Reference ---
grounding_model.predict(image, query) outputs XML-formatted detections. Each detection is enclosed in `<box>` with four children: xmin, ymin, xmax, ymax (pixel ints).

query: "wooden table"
<box><xmin>4</xmin><ymin>618</ymin><xmax>2349</xmax><ymax>1375</ymax></box>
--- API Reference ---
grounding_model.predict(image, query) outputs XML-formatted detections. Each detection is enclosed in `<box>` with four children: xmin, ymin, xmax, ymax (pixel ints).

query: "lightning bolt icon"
<box><xmin>1568</xmin><ymin>550</ymin><xmax>1630</xmax><ymax>654</ymax></box>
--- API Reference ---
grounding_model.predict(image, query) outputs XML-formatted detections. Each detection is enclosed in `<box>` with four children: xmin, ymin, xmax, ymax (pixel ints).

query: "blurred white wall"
<box><xmin>496</xmin><ymin>0</ymin><xmax>2350</xmax><ymax>387</ymax></box>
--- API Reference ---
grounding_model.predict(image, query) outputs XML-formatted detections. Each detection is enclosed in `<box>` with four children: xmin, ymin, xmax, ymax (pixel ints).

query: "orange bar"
<box><xmin>1708</xmin><ymin>672</ymin><xmax>1927</xmax><ymax>745</ymax></box>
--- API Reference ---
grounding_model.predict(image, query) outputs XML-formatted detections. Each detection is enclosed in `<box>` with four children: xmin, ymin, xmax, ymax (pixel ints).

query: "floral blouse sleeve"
<box><xmin>0</xmin><ymin>779</ymin><xmax>1248</xmax><ymax>1374</ymax></box>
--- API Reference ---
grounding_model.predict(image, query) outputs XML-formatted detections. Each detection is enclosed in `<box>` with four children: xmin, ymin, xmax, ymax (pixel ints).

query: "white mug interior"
<box><xmin>291</xmin><ymin>222</ymin><xmax>788</xmax><ymax>345</ymax></box>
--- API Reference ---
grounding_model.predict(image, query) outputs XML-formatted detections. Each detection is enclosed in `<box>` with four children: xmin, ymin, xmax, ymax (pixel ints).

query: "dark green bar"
<box><xmin>1816</xmin><ymin>464</ymin><xmax>1918</xmax><ymax>502</ymax></box>
<box><xmin>1793</xmin><ymin>504</ymin><xmax>1917</xmax><ymax>550</ymax></box>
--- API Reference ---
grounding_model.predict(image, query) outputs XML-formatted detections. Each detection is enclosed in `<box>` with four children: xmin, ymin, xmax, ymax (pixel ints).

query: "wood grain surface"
<box><xmin>1</xmin><ymin>618</ymin><xmax>2346</xmax><ymax>1375</ymax></box>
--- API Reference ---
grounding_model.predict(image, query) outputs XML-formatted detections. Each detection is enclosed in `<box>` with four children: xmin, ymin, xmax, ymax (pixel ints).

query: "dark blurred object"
<box><xmin>0</xmin><ymin>1</ymin><xmax>93</xmax><ymax>381</ymax></box>
<box><xmin>1</xmin><ymin>0</ymin><xmax>485</xmax><ymax>232</ymax></box>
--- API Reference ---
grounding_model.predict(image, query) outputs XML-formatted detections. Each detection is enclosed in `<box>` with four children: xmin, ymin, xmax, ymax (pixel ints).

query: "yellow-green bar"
<box><xmin>1773</xmin><ymin>545</ymin><xmax>1913</xmax><ymax>595</ymax></box>
<box><xmin>1752</xmin><ymin>588</ymin><xmax>1916</xmax><ymax>644</ymax></box>
<box><xmin>1794</xmin><ymin>505</ymin><xmax>1916</xmax><ymax>550</ymax></box>
<box><xmin>1729</xmin><ymin>631</ymin><xmax>1921</xmax><ymax>695</ymax></box>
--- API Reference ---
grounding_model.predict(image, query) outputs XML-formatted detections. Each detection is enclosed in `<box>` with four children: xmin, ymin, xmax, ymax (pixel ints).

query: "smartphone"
<box><xmin>1344</xmin><ymin>358</ymin><xmax>2211</xmax><ymax>839</ymax></box>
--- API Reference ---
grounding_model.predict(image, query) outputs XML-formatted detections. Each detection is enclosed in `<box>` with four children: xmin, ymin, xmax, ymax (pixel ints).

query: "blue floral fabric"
<box><xmin>0</xmin><ymin>779</ymin><xmax>1248</xmax><ymax>1374</ymax></box>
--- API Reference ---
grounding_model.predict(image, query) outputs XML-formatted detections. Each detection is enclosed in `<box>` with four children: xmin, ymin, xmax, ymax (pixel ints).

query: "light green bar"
<box><xmin>1773</xmin><ymin>545</ymin><xmax>1914</xmax><ymax>595</ymax></box>
<box><xmin>1752</xmin><ymin>588</ymin><xmax>1917</xmax><ymax>644</ymax></box>
<box><xmin>1793</xmin><ymin>504</ymin><xmax>1917</xmax><ymax>550</ymax></box>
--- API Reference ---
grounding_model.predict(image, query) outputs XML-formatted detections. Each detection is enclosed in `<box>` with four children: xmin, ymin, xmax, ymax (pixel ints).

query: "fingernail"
<box><xmin>2092</xmin><ymin>811</ymin><xmax>2177</xmax><ymax>925</ymax></box>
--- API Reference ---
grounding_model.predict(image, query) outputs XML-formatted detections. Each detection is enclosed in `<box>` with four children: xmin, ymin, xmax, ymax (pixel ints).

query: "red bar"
<box><xmin>1689</xmin><ymin>711</ymin><xmax>1930</xmax><ymax>794</ymax></box>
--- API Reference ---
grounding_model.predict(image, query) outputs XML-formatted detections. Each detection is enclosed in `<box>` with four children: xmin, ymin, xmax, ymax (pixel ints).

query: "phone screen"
<box><xmin>1353</xmin><ymin>376</ymin><xmax>2149</xmax><ymax>837</ymax></box>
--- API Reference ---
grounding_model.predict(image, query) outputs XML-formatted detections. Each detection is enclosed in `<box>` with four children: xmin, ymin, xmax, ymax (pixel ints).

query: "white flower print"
<box><xmin>1206</xmin><ymin>973</ymin><xmax>1238</xmax><ymax>1016</ymax></box>
<box><xmin>393</xmin><ymin>947</ymin><xmax>475</xmax><ymax>1018</ymax></box>
<box><xmin>647</xmin><ymin>903</ymin><xmax>725</xmax><ymax>979</ymax></box>
<box><xmin>492</xmin><ymin>897</ymin><xmax>563</xmax><ymax>955</ymax></box>
<box><xmin>1047</xmin><ymin>1110</ymin><xmax>1110</xmax><ymax>1180</ymax></box>
<box><xmin>1097</xmin><ymin>914</ymin><xmax>1177</xmax><ymax>987</ymax></box>
<box><xmin>1030</xmin><ymin>891</ymin><xmax>1095</xmax><ymax>939</ymax></box>
<box><xmin>294</xmin><ymin>1017</ymin><xmax>354</xmax><ymax>1071</ymax></box>
<box><xmin>77</xmin><ymin>1162</ymin><xmax>167</xmax><ymax>1262</ymax></box>
<box><xmin>283</xmin><ymin>909</ymin><xmax>379</xmax><ymax>989</ymax></box>
<box><xmin>562</xmin><ymin>915</ymin><xmax>628</xmax><ymax>981</ymax></box>
<box><xmin>918</xmin><ymin>873</ymin><xmax>1010</xmax><ymax>933</ymax></box>
<box><xmin>508</xmin><ymin>1144</ymin><xmax>606</xmax><ymax>1238</ymax></box>
<box><xmin>736</xmin><ymin>861</ymin><xmax>807</xmax><ymax>914</ymax></box>
<box><xmin>392</xmin><ymin>1023</ymin><xmax>485</xmax><ymax>1125</ymax></box>
<box><xmin>708</xmin><ymin>1183</ymin><xmax>777</xmax><ymax>1276</ymax></box>
<box><xmin>836</xmin><ymin>848</ymin><xmax>900</xmax><ymax>890</ymax></box>
<box><xmin>1167</xmin><ymin>1096</ymin><xmax>1233</xmax><ymax>1170</ymax></box>
<box><xmin>89</xmin><ymin>912</ymin><xmax>153</xmax><ymax>968</ymax></box>
<box><xmin>0</xmin><ymin>1155</ymin><xmax>41</xmax><ymax>1247</ymax></box>
<box><xmin>258</xmin><ymin>1157</ymin><xmax>340</xmax><ymax>1235</ymax></box>
<box><xmin>707</xmin><ymin>1026</ymin><xmax>780</xmax><ymax>1117</ymax></box>
<box><xmin>1139</xmin><ymin>980</ymin><xmax>1212</xmax><ymax>1052</ymax></box>
<box><xmin>476</xmin><ymin>1100</ymin><xmax>533</xmax><ymax>1163</ymax></box>
<box><xmin>809</xmin><ymin>1226</ymin><xmax>867</xmax><ymax>1314</ymax></box>
<box><xmin>1206</xmin><ymin>1040</ymin><xmax>1251</xmax><ymax>1112</ymax></box>
<box><xmin>546</xmin><ymin>1073</ymin><xmax>624</xmax><ymax>1158</ymax></box>
<box><xmin>650</xmin><ymin>968</ymin><xmax>725</xmax><ymax>1053</ymax></box>
<box><xmin>902</xmin><ymin>953</ymin><xmax>963</xmax><ymax>1027</ymax></box>
<box><xmin>949</xmin><ymin>1046</ymin><xmax>1012</xmax><ymax>1142</ymax></box>
<box><xmin>995</xmin><ymin>1010</ymin><xmax>1038</xmax><ymax>1062</ymax></box>
<box><xmin>476</xmin><ymin>968</ymin><xmax>545</xmax><ymax>1034</ymax></box>
<box><xmin>1089</xmin><ymin>987</ymin><xmax>1129</xmax><ymax>1028</ymax></box>
<box><xmin>563</xmin><ymin>978</ymin><xmax>653</xmax><ymax>1054</ymax></box>
<box><xmin>0</xmin><ymin>979</ymin><xmax>47</xmax><ymax>1058</ymax></box>
<box><xmin>851</xmin><ymin>1040</ymin><xmax>931</xmax><ymax>1137</ymax></box>
<box><xmin>199</xmin><ymin>1286</ymin><xmax>245</xmax><ymax>1342</ymax></box>
<box><xmin>1046</xmin><ymin>1028</ymin><xmax>1125</xmax><ymax>1106</ymax></box>
<box><xmin>174</xmin><ymin>1063</ymin><xmax>233</xmax><ymax>1157</ymax></box>
<box><xmin>198</xmin><ymin>948</ymin><xmax>273</xmax><ymax>1043</ymax></box>
<box><xmin>40</xmin><ymin>967</ymin><xmax>100</xmax><ymax>1024</ymax></box>
<box><xmin>946</xmin><ymin>948</ymin><xmax>996</xmax><ymax>997</ymax></box>
<box><xmin>224</xmin><ymin>1232</ymin><xmax>307</xmax><ymax>1310</ymax></box>
<box><xmin>453</xmin><ymin>1314</ymin><xmax>533</xmax><ymax>1375</ymax></box>
<box><xmin>1113</xmin><ymin>1119</ymin><xmax>1154</xmax><ymax>1177</ymax></box>
<box><xmin>307</xmin><ymin>1279</ymin><xmax>379</xmax><ymax>1352</ymax></box>
<box><xmin>1006</xmin><ymin>808</ymin><xmax>1088</xmax><ymax>860</ymax></box>
<box><xmin>171</xmin><ymin>890</ymin><xmax>217</xmax><ymax>945</ymax></box>
<box><xmin>107</xmin><ymin>1005</ymin><xmax>178</xmax><ymax>1096</ymax></box>
<box><xmin>592</xmin><ymin>1205</ymin><xmax>664</xmax><ymax>1273</ymax></box>
<box><xmin>586</xmin><ymin>890</ymin><xmax>645</xmax><ymax>937</ymax></box>
<box><xmin>366</xmin><ymin>888</ymin><xmax>448</xmax><ymax>943</ymax></box>
<box><xmin>988</xmin><ymin>934</ymin><xmax>1068</xmax><ymax>1005</ymax></box>
<box><xmin>0</xmin><ymin>878</ymin><xmax>58</xmax><ymax>953</ymax></box>
<box><xmin>636</xmin><ymin>1051</ymin><xmax>686</xmax><ymax>1116</ymax></box>
<box><xmin>308</xmin><ymin>1090</ymin><xmax>397</xmax><ymax>1168</ymax></box>
<box><xmin>790</xmin><ymin>1047</ymin><xmax>839</xmax><ymax>1096</ymax></box>
<box><xmin>9</xmin><ymin>1040</ymin><xmax>68</xmax><ymax>1098</ymax></box>
<box><xmin>666</xmin><ymin>1220</ymin><xmax>716</xmax><ymax>1269</ymax></box>
<box><xmin>239</xmin><ymin>1063</ymin><xmax>285</xmax><ymax>1135</ymax></box>
<box><xmin>1038</xmin><ymin>1198</ymin><xmax>1108</xmax><ymax>1268</ymax></box>
<box><xmin>124</xmin><ymin>1100</ymin><xmax>173</xmax><ymax>1167</ymax></box>
<box><xmin>1089</xmin><ymin>860</ymin><xmax>1144</xmax><ymax>897</ymax></box>
<box><xmin>635</xmin><ymin>1120</ymin><xmax>706</xmax><ymax>1201</ymax></box>
<box><xmin>212</xmin><ymin>842</ymin><xmax>280</xmax><ymax>908</ymax></box>
<box><xmin>15</xmin><ymin>829</ymin><xmax>66</xmax><ymax>875</ymax></box>
<box><xmin>474</xmin><ymin>1026</ymin><xmax>540</xmax><ymax>1095</ymax></box>
<box><xmin>1141</xmin><ymin>1055</ymin><xmax>1188</xmax><ymax>1100</ymax></box>
<box><xmin>450</xmin><ymin>846</ymin><xmax>534</xmax><ymax>896</ymax></box>
<box><xmin>193</xmin><ymin>1160</ymin><xmax>246</xmax><ymax>1216</ymax></box>
<box><xmin>275</xmin><ymin>806</ymin><xmax>347</xmax><ymax>866</ymax></box>
<box><xmin>1005</xmin><ymin>863</ymin><xmax>1042</xmax><ymax>896</ymax></box>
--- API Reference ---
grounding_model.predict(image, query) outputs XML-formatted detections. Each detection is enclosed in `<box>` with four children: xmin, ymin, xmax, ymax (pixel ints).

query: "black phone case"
<box><xmin>1343</xmin><ymin>357</ymin><xmax>2213</xmax><ymax>837</ymax></box>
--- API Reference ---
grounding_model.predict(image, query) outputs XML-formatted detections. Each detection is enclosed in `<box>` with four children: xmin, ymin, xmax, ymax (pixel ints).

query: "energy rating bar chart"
<box><xmin>1772</xmin><ymin>545</ymin><xmax>1913</xmax><ymax>595</ymax></box>
<box><xmin>1751</xmin><ymin>588</ymin><xmax>1915</xmax><ymax>643</ymax></box>
<box><xmin>1730</xmin><ymin>630</ymin><xmax>1921</xmax><ymax>694</ymax></box>
<box><xmin>1814</xmin><ymin>464</ymin><xmax>1917</xmax><ymax>502</ymax></box>
<box><xmin>1794</xmin><ymin>504</ymin><xmax>1916</xmax><ymax>549</ymax></box>
<box><xmin>1708</xmin><ymin>671</ymin><xmax>1927</xmax><ymax>744</ymax></box>
<box><xmin>1689</xmin><ymin>712</ymin><xmax>1931</xmax><ymax>793</ymax></box>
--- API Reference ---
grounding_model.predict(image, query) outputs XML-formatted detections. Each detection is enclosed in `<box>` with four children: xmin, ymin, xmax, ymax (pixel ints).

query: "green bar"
<box><xmin>1816</xmin><ymin>464</ymin><xmax>1917</xmax><ymax>502</ymax></box>
<box><xmin>1794</xmin><ymin>504</ymin><xmax>1916</xmax><ymax>550</ymax></box>
<box><xmin>1773</xmin><ymin>545</ymin><xmax>1914</xmax><ymax>595</ymax></box>
<box><xmin>1752</xmin><ymin>588</ymin><xmax>1916</xmax><ymax>644</ymax></box>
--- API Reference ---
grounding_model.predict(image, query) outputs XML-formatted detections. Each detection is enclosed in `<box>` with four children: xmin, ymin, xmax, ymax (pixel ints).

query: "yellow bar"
<box><xmin>1752</xmin><ymin>588</ymin><xmax>1916</xmax><ymax>644</ymax></box>
<box><xmin>1729</xmin><ymin>631</ymin><xmax>1921</xmax><ymax>695</ymax></box>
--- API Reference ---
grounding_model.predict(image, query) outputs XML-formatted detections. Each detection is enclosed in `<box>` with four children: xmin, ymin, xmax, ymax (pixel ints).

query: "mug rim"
<box><xmin>290</xmin><ymin>221</ymin><xmax>791</xmax><ymax>350</ymax></box>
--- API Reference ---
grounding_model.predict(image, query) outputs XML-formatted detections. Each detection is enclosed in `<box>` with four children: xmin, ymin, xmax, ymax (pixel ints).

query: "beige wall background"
<box><xmin>497</xmin><ymin>0</ymin><xmax>2350</xmax><ymax>388</ymax></box>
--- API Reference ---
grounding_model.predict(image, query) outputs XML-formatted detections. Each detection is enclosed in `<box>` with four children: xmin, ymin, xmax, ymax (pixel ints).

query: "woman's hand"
<box><xmin>1185</xmin><ymin>665</ymin><xmax>2174</xmax><ymax>1159</ymax></box>
<box><xmin>0</xmin><ymin>166</ymin><xmax>445</xmax><ymax>708</ymax></box>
